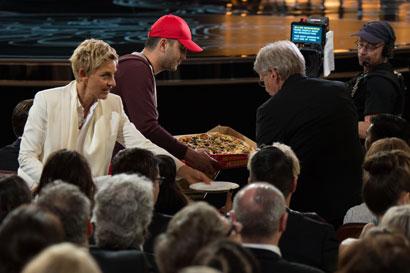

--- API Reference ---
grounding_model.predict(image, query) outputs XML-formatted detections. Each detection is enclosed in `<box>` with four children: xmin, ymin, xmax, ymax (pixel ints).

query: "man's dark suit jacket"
<box><xmin>279</xmin><ymin>209</ymin><xmax>339</xmax><ymax>272</ymax></box>
<box><xmin>143</xmin><ymin>212</ymin><xmax>172</xmax><ymax>254</ymax></box>
<box><xmin>256</xmin><ymin>74</ymin><xmax>364</xmax><ymax>225</ymax></box>
<box><xmin>246</xmin><ymin>247</ymin><xmax>325</xmax><ymax>273</ymax></box>
<box><xmin>0</xmin><ymin>139</ymin><xmax>20</xmax><ymax>171</ymax></box>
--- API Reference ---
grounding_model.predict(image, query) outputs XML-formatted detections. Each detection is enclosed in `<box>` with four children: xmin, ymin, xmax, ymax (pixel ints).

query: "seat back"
<box><xmin>90</xmin><ymin>247</ymin><xmax>151</xmax><ymax>273</ymax></box>
<box><xmin>336</xmin><ymin>223</ymin><xmax>365</xmax><ymax>242</ymax></box>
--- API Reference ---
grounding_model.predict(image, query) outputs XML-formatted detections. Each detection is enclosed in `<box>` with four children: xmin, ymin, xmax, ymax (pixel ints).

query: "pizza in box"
<box><xmin>177</xmin><ymin>132</ymin><xmax>254</xmax><ymax>168</ymax></box>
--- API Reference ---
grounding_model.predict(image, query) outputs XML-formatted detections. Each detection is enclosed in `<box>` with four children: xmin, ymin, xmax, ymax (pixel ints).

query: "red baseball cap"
<box><xmin>148</xmin><ymin>14</ymin><xmax>203</xmax><ymax>53</ymax></box>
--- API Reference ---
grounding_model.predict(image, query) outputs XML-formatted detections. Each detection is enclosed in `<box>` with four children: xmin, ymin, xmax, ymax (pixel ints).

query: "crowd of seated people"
<box><xmin>1</xmin><ymin>111</ymin><xmax>410</xmax><ymax>273</ymax></box>
<box><xmin>1</xmin><ymin>23</ymin><xmax>410</xmax><ymax>273</ymax></box>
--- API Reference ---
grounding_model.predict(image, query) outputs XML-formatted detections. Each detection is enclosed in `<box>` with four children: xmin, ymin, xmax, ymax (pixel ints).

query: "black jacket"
<box><xmin>256</xmin><ymin>74</ymin><xmax>363</xmax><ymax>224</ymax></box>
<box><xmin>280</xmin><ymin>209</ymin><xmax>339</xmax><ymax>272</ymax></box>
<box><xmin>247</xmin><ymin>247</ymin><xmax>324</xmax><ymax>273</ymax></box>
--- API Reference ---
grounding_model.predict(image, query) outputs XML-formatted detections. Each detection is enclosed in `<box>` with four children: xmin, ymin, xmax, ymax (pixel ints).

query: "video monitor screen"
<box><xmin>290</xmin><ymin>22</ymin><xmax>325</xmax><ymax>46</ymax></box>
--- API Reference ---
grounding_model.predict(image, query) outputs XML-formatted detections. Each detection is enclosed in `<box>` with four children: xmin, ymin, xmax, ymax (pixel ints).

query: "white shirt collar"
<box><xmin>76</xmin><ymin>97</ymin><xmax>98</xmax><ymax>129</ymax></box>
<box><xmin>242</xmin><ymin>243</ymin><xmax>282</xmax><ymax>257</ymax></box>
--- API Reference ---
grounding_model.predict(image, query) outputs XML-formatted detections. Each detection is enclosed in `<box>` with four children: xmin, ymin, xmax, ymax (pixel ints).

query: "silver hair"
<box><xmin>94</xmin><ymin>173</ymin><xmax>154</xmax><ymax>249</ymax></box>
<box><xmin>381</xmin><ymin>205</ymin><xmax>410</xmax><ymax>240</ymax></box>
<box><xmin>272</xmin><ymin>142</ymin><xmax>301</xmax><ymax>178</ymax></box>
<box><xmin>254</xmin><ymin>40</ymin><xmax>306</xmax><ymax>80</ymax></box>
<box><xmin>233</xmin><ymin>182</ymin><xmax>286</xmax><ymax>240</ymax></box>
<box><xmin>36</xmin><ymin>181</ymin><xmax>91</xmax><ymax>247</ymax></box>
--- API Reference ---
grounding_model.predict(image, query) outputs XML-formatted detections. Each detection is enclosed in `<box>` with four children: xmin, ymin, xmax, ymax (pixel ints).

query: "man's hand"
<box><xmin>177</xmin><ymin>165</ymin><xmax>212</xmax><ymax>184</ymax></box>
<box><xmin>184</xmin><ymin>147</ymin><xmax>219</xmax><ymax>177</ymax></box>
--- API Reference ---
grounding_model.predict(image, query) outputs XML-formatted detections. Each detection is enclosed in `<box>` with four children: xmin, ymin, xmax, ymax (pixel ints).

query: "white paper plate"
<box><xmin>189</xmin><ymin>181</ymin><xmax>240</xmax><ymax>192</ymax></box>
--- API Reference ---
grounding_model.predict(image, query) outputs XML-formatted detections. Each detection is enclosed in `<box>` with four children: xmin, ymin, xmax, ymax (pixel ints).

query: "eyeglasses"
<box><xmin>154</xmin><ymin>176</ymin><xmax>165</xmax><ymax>185</ymax></box>
<box><xmin>356</xmin><ymin>41</ymin><xmax>384</xmax><ymax>51</ymax></box>
<box><xmin>258</xmin><ymin>80</ymin><xmax>265</xmax><ymax>88</ymax></box>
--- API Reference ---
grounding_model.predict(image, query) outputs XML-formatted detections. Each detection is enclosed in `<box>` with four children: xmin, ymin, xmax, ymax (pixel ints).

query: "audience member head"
<box><xmin>112</xmin><ymin>147</ymin><xmax>160</xmax><ymax>201</ymax></box>
<box><xmin>69</xmin><ymin>38</ymin><xmax>118</xmax><ymax>81</ymax></box>
<box><xmin>11</xmin><ymin>99</ymin><xmax>33</xmax><ymax>138</ymax></box>
<box><xmin>366</xmin><ymin>137</ymin><xmax>410</xmax><ymax>158</ymax></box>
<box><xmin>363</xmin><ymin>150</ymin><xmax>410</xmax><ymax>217</ymax></box>
<box><xmin>155</xmin><ymin>154</ymin><xmax>189</xmax><ymax>215</ymax></box>
<box><xmin>37</xmin><ymin>181</ymin><xmax>91</xmax><ymax>247</ymax></box>
<box><xmin>36</xmin><ymin>149</ymin><xmax>95</xmax><ymax>201</ymax></box>
<box><xmin>0</xmin><ymin>175</ymin><xmax>31</xmax><ymax>223</ymax></box>
<box><xmin>381</xmin><ymin>205</ymin><xmax>410</xmax><ymax>240</ymax></box>
<box><xmin>179</xmin><ymin>266</ymin><xmax>222</xmax><ymax>273</ymax></box>
<box><xmin>94</xmin><ymin>173</ymin><xmax>154</xmax><ymax>249</ymax></box>
<box><xmin>272</xmin><ymin>142</ymin><xmax>301</xmax><ymax>179</ymax></box>
<box><xmin>155</xmin><ymin>201</ymin><xmax>229</xmax><ymax>273</ymax></box>
<box><xmin>193</xmin><ymin>239</ymin><xmax>260</xmax><ymax>273</ymax></box>
<box><xmin>233</xmin><ymin>183</ymin><xmax>287</xmax><ymax>243</ymax></box>
<box><xmin>0</xmin><ymin>205</ymin><xmax>64</xmax><ymax>273</ymax></box>
<box><xmin>22</xmin><ymin>243</ymin><xmax>101</xmax><ymax>273</ymax></box>
<box><xmin>337</xmin><ymin>229</ymin><xmax>410</xmax><ymax>273</ymax></box>
<box><xmin>248</xmin><ymin>145</ymin><xmax>295</xmax><ymax>198</ymax></box>
<box><xmin>254</xmin><ymin>40</ymin><xmax>305</xmax><ymax>82</ymax></box>
<box><xmin>353</xmin><ymin>20</ymin><xmax>396</xmax><ymax>61</ymax></box>
<box><xmin>365</xmin><ymin>114</ymin><xmax>410</xmax><ymax>151</ymax></box>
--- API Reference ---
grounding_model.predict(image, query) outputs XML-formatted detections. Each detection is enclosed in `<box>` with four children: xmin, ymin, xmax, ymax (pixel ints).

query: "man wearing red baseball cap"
<box><xmin>347</xmin><ymin>21</ymin><xmax>405</xmax><ymax>139</ymax></box>
<box><xmin>112</xmin><ymin>14</ymin><xmax>217</xmax><ymax>178</ymax></box>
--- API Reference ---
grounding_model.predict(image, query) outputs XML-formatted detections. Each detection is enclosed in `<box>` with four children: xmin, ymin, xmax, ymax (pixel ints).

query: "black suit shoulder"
<box><xmin>247</xmin><ymin>247</ymin><xmax>324</xmax><ymax>273</ymax></box>
<box><xmin>279</xmin><ymin>210</ymin><xmax>339</xmax><ymax>272</ymax></box>
<box><xmin>0</xmin><ymin>139</ymin><xmax>20</xmax><ymax>171</ymax></box>
<box><xmin>90</xmin><ymin>247</ymin><xmax>151</xmax><ymax>273</ymax></box>
<box><xmin>143</xmin><ymin>212</ymin><xmax>172</xmax><ymax>254</ymax></box>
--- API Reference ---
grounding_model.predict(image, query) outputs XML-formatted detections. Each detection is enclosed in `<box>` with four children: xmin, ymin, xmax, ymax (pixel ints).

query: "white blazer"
<box><xmin>18</xmin><ymin>81</ymin><xmax>182</xmax><ymax>188</ymax></box>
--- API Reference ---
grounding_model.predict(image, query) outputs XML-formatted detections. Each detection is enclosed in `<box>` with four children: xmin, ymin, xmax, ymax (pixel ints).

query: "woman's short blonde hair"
<box><xmin>69</xmin><ymin>38</ymin><xmax>118</xmax><ymax>80</ymax></box>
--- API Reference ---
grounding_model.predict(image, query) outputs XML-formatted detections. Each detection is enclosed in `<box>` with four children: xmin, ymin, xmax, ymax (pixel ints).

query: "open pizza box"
<box><xmin>176</xmin><ymin>125</ymin><xmax>257</xmax><ymax>169</ymax></box>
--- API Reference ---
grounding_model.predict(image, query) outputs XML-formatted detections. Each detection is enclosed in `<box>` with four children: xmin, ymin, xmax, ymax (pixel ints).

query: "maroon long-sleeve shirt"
<box><xmin>112</xmin><ymin>53</ymin><xmax>187</xmax><ymax>159</ymax></box>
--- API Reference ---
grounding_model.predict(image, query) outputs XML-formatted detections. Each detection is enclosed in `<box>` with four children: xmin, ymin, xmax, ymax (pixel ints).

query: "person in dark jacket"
<box><xmin>254</xmin><ymin>40</ymin><xmax>363</xmax><ymax>226</ymax></box>
<box><xmin>347</xmin><ymin>21</ymin><xmax>404</xmax><ymax>139</ymax></box>
<box><xmin>248</xmin><ymin>143</ymin><xmax>338</xmax><ymax>272</ymax></box>
<box><xmin>233</xmin><ymin>183</ymin><xmax>325</xmax><ymax>273</ymax></box>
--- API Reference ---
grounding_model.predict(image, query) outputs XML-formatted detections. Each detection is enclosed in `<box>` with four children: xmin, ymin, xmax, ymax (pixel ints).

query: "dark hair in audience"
<box><xmin>193</xmin><ymin>239</ymin><xmax>261</xmax><ymax>273</ymax></box>
<box><xmin>363</xmin><ymin>150</ymin><xmax>410</xmax><ymax>216</ymax></box>
<box><xmin>111</xmin><ymin>148</ymin><xmax>158</xmax><ymax>181</ymax></box>
<box><xmin>155</xmin><ymin>202</ymin><xmax>227</xmax><ymax>273</ymax></box>
<box><xmin>0</xmin><ymin>205</ymin><xmax>64</xmax><ymax>273</ymax></box>
<box><xmin>155</xmin><ymin>154</ymin><xmax>189</xmax><ymax>215</ymax></box>
<box><xmin>37</xmin><ymin>182</ymin><xmax>91</xmax><ymax>247</ymax></box>
<box><xmin>0</xmin><ymin>175</ymin><xmax>32</xmax><ymax>223</ymax></box>
<box><xmin>249</xmin><ymin>146</ymin><xmax>294</xmax><ymax>196</ymax></box>
<box><xmin>365</xmin><ymin>114</ymin><xmax>410</xmax><ymax>150</ymax></box>
<box><xmin>337</xmin><ymin>228</ymin><xmax>410</xmax><ymax>273</ymax></box>
<box><xmin>35</xmin><ymin>149</ymin><xmax>95</xmax><ymax>201</ymax></box>
<box><xmin>11</xmin><ymin>99</ymin><xmax>33</xmax><ymax>137</ymax></box>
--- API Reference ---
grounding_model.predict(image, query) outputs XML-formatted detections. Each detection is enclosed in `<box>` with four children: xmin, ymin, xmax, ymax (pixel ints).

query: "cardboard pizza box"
<box><xmin>176</xmin><ymin>125</ymin><xmax>256</xmax><ymax>169</ymax></box>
